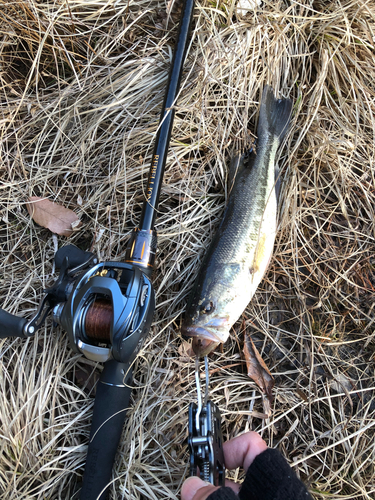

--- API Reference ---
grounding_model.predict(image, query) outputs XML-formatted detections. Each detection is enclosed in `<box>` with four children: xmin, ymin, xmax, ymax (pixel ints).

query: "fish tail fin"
<box><xmin>257</xmin><ymin>85</ymin><xmax>292</xmax><ymax>143</ymax></box>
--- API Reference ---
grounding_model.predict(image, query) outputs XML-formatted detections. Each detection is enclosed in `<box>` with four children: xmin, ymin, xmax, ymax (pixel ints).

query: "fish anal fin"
<box><xmin>275</xmin><ymin>164</ymin><xmax>281</xmax><ymax>203</ymax></box>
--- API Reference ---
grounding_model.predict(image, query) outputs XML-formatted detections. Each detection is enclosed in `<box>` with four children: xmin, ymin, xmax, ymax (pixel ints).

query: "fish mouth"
<box><xmin>181</xmin><ymin>324</ymin><xmax>227</xmax><ymax>357</ymax></box>
<box><xmin>181</xmin><ymin>316</ymin><xmax>230</xmax><ymax>356</ymax></box>
<box><xmin>181</xmin><ymin>319</ymin><xmax>230</xmax><ymax>344</ymax></box>
<box><xmin>192</xmin><ymin>337</ymin><xmax>220</xmax><ymax>357</ymax></box>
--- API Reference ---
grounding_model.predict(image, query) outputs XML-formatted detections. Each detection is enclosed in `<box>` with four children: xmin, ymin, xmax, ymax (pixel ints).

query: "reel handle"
<box><xmin>0</xmin><ymin>309</ymin><xmax>28</xmax><ymax>338</ymax></box>
<box><xmin>80</xmin><ymin>360</ymin><xmax>133</xmax><ymax>500</ymax></box>
<box><xmin>54</xmin><ymin>245</ymin><xmax>96</xmax><ymax>270</ymax></box>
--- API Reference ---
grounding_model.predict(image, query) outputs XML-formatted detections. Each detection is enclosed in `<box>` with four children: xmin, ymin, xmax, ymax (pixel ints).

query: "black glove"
<box><xmin>207</xmin><ymin>448</ymin><xmax>313</xmax><ymax>500</ymax></box>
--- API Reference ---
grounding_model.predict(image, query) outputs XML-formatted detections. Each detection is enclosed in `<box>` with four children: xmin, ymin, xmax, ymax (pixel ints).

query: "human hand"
<box><xmin>181</xmin><ymin>431</ymin><xmax>267</xmax><ymax>500</ymax></box>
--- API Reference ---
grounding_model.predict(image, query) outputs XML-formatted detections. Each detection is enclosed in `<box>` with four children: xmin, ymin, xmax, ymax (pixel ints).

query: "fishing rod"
<box><xmin>0</xmin><ymin>1</ymin><xmax>195</xmax><ymax>498</ymax></box>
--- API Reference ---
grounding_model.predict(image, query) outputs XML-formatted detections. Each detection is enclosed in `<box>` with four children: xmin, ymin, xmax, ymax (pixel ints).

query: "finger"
<box><xmin>181</xmin><ymin>477</ymin><xmax>219</xmax><ymax>500</ymax></box>
<box><xmin>181</xmin><ymin>477</ymin><xmax>240</xmax><ymax>500</ymax></box>
<box><xmin>223</xmin><ymin>431</ymin><xmax>267</xmax><ymax>471</ymax></box>
<box><xmin>224</xmin><ymin>479</ymin><xmax>240</xmax><ymax>494</ymax></box>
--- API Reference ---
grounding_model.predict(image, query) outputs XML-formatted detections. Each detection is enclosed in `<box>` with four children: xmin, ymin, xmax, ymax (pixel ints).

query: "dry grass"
<box><xmin>1</xmin><ymin>0</ymin><xmax>375</xmax><ymax>498</ymax></box>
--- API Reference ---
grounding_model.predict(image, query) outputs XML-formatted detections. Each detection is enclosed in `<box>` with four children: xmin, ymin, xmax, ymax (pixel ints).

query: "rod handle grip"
<box><xmin>80</xmin><ymin>360</ymin><xmax>133</xmax><ymax>500</ymax></box>
<box><xmin>0</xmin><ymin>309</ymin><xmax>27</xmax><ymax>338</ymax></box>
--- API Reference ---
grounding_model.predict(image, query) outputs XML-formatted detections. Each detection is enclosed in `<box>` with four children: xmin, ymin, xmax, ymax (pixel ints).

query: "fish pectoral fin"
<box><xmin>251</xmin><ymin>232</ymin><xmax>272</xmax><ymax>277</ymax></box>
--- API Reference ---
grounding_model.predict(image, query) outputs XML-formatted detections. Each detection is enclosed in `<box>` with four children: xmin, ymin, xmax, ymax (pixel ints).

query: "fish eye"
<box><xmin>200</xmin><ymin>301</ymin><xmax>214</xmax><ymax>314</ymax></box>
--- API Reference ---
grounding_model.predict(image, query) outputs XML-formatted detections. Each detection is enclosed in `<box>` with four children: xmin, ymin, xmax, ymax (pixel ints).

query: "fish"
<box><xmin>181</xmin><ymin>85</ymin><xmax>292</xmax><ymax>356</ymax></box>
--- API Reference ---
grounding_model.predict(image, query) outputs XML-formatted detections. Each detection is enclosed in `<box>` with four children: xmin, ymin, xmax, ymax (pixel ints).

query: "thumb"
<box><xmin>181</xmin><ymin>476</ymin><xmax>220</xmax><ymax>500</ymax></box>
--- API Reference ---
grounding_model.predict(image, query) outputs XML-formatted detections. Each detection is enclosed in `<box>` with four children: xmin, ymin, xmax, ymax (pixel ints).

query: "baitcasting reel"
<box><xmin>0</xmin><ymin>243</ymin><xmax>155</xmax><ymax>365</ymax></box>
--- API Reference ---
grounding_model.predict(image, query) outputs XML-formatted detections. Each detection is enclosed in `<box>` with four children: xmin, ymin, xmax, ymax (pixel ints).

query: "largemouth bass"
<box><xmin>181</xmin><ymin>86</ymin><xmax>292</xmax><ymax>356</ymax></box>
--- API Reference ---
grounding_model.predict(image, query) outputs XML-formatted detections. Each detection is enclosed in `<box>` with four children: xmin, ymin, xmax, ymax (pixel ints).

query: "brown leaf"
<box><xmin>26</xmin><ymin>196</ymin><xmax>82</xmax><ymax>237</ymax></box>
<box><xmin>243</xmin><ymin>332</ymin><xmax>274</xmax><ymax>400</ymax></box>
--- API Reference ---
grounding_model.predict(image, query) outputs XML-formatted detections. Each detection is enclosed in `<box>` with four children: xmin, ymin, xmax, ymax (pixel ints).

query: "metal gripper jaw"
<box><xmin>188</xmin><ymin>400</ymin><xmax>225</xmax><ymax>486</ymax></box>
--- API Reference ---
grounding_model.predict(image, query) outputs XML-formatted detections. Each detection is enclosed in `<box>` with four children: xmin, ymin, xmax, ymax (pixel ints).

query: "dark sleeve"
<box><xmin>239</xmin><ymin>448</ymin><xmax>313</xmax><ymax>500</ymax></box>
<box><xmin>207</xmin><ymin>487</ymin><xmax>238</xmax><ymax>500</ymax></box>
<box><xmin>206</xmin><ymin>448</ymin><xmax>313</xmax><ymax>500</ymax></box>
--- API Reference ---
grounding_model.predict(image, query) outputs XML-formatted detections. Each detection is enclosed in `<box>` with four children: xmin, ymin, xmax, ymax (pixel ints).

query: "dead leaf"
<box><xmin>243</xmin><ymin>332</ymin><xmax>274</xmax><ymax>400</ymax></box>
<box><xmin>26</xmin><ymin>196</ymin><xmax>82</xmax><ymax>237</ymax></box>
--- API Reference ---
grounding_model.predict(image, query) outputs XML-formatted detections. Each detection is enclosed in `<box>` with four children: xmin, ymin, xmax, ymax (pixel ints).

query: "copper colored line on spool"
<box><xmin>84</xmin><ymin>299</ymin><xmax>112</xmax><ymax>342</ymax></box>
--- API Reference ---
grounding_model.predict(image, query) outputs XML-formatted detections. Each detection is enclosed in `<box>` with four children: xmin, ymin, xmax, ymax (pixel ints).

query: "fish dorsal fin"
<box><xmin>243</xmin><ymin>146</ymin><xmax>254</xmax><ymax>168</ymax></box>
<box><xmin>228</xmin><ymin>147</ymin><xmax>254</xmax><ymax>191</ymax></box>
<box><xmin>228</xmin><ymin>153</ymin><xmax>243</xmax><ymax>192</ymax></box>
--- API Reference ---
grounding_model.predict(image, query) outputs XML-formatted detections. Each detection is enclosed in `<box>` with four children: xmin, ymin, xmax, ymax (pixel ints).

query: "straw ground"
<box><xmin>1</xmin><ymin>0</ymin><xmax>375</xmax><ymax>498</ymax></box>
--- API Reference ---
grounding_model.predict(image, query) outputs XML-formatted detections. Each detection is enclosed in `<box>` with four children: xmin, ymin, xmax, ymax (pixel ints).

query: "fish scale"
<box><xmin>181</xmin><ymin>86</ymin><xmax>292</xmax><ymax>357</ymax></box>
